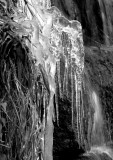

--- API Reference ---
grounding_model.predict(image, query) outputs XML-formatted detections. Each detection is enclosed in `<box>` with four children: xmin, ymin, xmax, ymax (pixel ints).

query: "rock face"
<box><xmin>51</xmin><ymin>0</ymin><xmax>113</xmax><ymax>45</ymax></box>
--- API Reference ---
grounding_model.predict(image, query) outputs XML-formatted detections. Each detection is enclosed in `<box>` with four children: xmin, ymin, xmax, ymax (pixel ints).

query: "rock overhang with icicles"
<box><xmin>0</xmin><ymin>0</ymin><xmax>85</xmax><ymax>160</ymax></box>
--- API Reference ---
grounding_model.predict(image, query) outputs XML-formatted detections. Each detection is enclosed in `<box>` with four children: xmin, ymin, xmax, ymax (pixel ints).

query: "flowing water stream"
<box><xmin>91</xmin><ymin>91</ymin><xmax>105</xmax><ymax>146</ymax></box>
<box><xmin>84</xmin><ymin>90</ymin><xmax>113</xmax><ymax>159</ymax></box>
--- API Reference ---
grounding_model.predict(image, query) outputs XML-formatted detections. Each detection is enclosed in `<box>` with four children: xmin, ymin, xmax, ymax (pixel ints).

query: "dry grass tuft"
<box><xmin>0</xmin><ymin>23</ymin><xmax>50</xmax><ymax>160</ymax></box>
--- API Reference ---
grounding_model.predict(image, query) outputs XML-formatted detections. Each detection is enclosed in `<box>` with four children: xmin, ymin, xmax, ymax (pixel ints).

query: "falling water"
<box><xmin>91</xmin><ymin>91</ymin><xmax>105</xmax><ymax>146</ymax></box>
<box><xmin>97</xmin><ymin>0</ymin><xmax>113</xmax><ymax>46</ymax></box>
<box><xmin>81</xmin><ymin>0</ymin><xmax>113</xmax><ymax>159</ymax></box>
<box><xmin>91</xmin><ymin>0</ymin><xmax>113</xmax><ymax>45</ymax></box>
<box><xmin>85</xmin><ymin>90</ymin><xmax>113</xmax><ymax>159</ymax></box>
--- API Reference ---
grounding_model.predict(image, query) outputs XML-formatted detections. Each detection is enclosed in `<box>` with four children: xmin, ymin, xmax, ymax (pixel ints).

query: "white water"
<box><xmin>91</xmin><ymin>91</ymin><xmax>105</xmax><ymax>146</ymax></box>
<box><xmin>87</xmin><ymin>91</ymin><xmax>113</xmax><ymax>159</ymax></box>
<box><xmin>92</xmin><ymin>92</ymin><xmax>103</xmax><ymax>132</ymax></box>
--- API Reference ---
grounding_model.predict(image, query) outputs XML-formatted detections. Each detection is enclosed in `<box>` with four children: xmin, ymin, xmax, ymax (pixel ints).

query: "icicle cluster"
<box><xmin>12</xmin><ymin>0</ymin><xmax>85</xmax><ymax>148</ymax></box>
<box><xmin>0</xmin><ymin>0</ymin><xmax>85</xmax><ymax>158</ymax></box>
<box><xmin>49</xmin><ymin>10</ymin><xmax>84</xmax><ymax>144</ymax></box>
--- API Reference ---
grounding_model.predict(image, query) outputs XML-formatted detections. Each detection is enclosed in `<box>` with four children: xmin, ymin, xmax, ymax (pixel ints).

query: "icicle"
<box><xmin>56</xmin><ymin>60</ymin><xmax>62</xmax><ymax>98</ymax></box>
<box><xmin>55</xmin><ymin>91</ymin><xmax>59</xmax><ymax>125</ymax></box>
<box><xmin>63</xmin><ymin>68</ymin><xmax>67</xmax><ymax>96</ymax></box>
<box><xmin>44</xmin><ymin>90</ymin><xmax>54</xmax><ymax>160</ymax></box>
<box><xmin>77</xmin><ymin>75</ymin><xmax>83</xmax><ymax>145</ymax></box>
<box><xmin>71</xmin><ymin>66</ymin><xmax>74</xmax><ymax>128</ymax></box>
<box><xmin>75</xmin><ymin>72</ymin><xmax>79</xmax><ymax>141</ymax></box>
<box><xmin>63</xmin><ymin>62</ymin><xmax>68</xmax><ymax>97</ymax></box>
<box><xmin>54</xmin><ymin>63</ymin><xmax>60</xmax><ymax>125</ymax></box>
<box><xmin>67</xmin><ymin>44</ymin><xmax>72</xmax><ymax>99</ymax></box>
<box><xmin>79</xmin><ymin>88</ymin><xmax>84</xmax><ymax>146</ymax></box>
<box><xmin>78</xmin><ymin>88</ymin><xmax>81</xmax><ymax>144</ymax></box>
<box><xmin>42</xmin><ymin>92</ymin><xmax>45</xmax><ymax>159</ymax></box>
<box><xmin>76</xmin><ymin>77</ymin><xmax>79</xmax><ymax>142</ymax></box>
<box><xmin>65</xmin><ymin>58</ymin><xmax>69</xmax><ymax>98</ymax></box>
<box><xmin>43</xmin><ymin>91</ymin><xmax>45</xmax><ymax>129</ymax></box>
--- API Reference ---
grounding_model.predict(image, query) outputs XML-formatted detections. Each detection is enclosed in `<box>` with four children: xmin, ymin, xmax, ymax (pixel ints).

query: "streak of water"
<box><xmin>92</xmin><ymin>92</ymin><xmax>102</xmax><ymax>130</ymax></box>
<box><xmin>91</xmin><ymin>91</ymin><xmax>105</xmax><ymax>146</ymax></box>
<box><xmin>97</xmin><ymin>0</ymin><xmax>111</xmax><ymax>45</ymax></box>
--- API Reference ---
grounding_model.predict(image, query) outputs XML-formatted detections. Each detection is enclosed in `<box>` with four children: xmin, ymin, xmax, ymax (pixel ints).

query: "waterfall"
<box><xmin>82</xmin><ymin>68</ymin><xmax>113</xmax><ymax>159</ymax></box>
<box><xmin>91</xmin><ymin>91</ymin><xmax>105</xmax><ymax>146</ymax></box>
<box><xmin>97</xmin><ymin>0</ymin><xmax>112</xmax><ymax>46</ymax></box>
<box><xmin>82</xmin><ymin>88</ymin><xmax>113</xmax><ymax>159</ymax></box>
